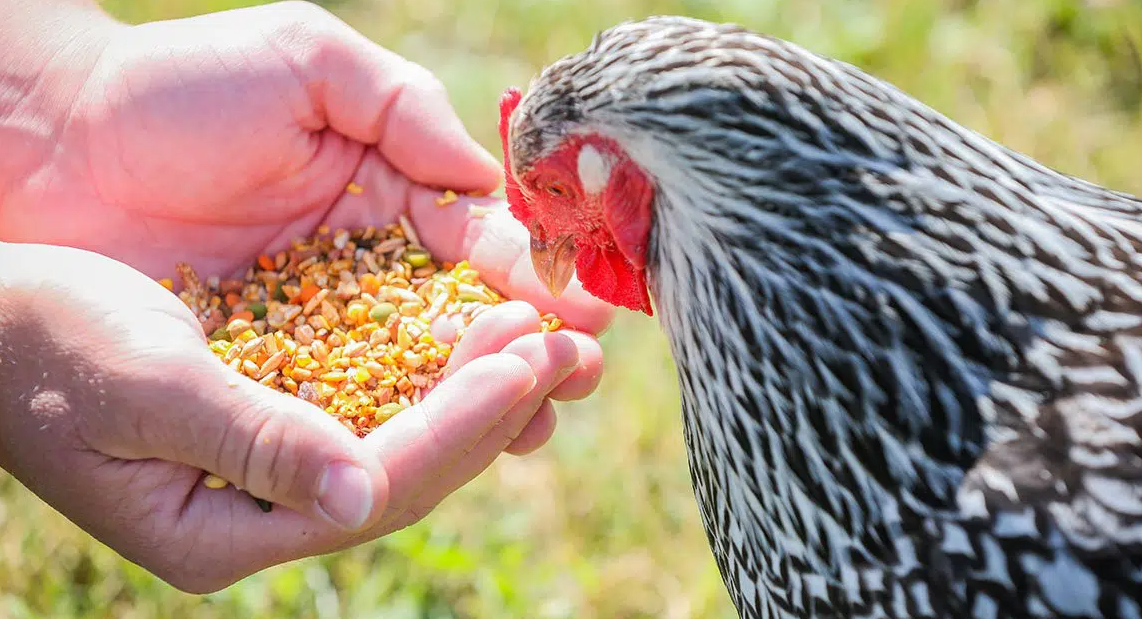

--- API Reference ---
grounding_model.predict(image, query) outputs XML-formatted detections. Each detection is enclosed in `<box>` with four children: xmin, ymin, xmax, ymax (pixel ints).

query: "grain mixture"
<box><xmin>167</xmin><ymin>217</ymin><xmax>562</xmax><ymax>440</ymax></box>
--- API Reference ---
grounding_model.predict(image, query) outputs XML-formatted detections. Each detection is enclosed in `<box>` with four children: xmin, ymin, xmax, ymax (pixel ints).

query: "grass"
<box><xmin>3</xmin><ymin>0</ymin><xmax>1142</xmax><ymax>617</ymax></box>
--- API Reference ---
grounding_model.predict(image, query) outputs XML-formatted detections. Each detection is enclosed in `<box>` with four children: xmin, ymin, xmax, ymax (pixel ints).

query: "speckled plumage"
<box><xmin>504</xmin><ymin>15</ymin><xmax>1142</xmax><ymax>619</ymax></box>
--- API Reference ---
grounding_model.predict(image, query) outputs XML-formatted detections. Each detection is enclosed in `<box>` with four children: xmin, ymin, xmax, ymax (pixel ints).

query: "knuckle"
<box><xmin>241</xmin><ymin>412</ymin><xmax>307</xmax><ymax>504</ymax></box>
<box><xmin>264</xmin><ymin>1</ymin><xmax>352</xmax><ymax>70</ymax></box>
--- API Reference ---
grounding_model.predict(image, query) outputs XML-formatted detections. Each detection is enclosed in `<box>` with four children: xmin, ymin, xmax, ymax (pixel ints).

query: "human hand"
<box><xmin>0</xmin><ymin>242</ymin><xmax>604</xmax><ymax>593</ymax></box>
<box><xmin>0</xmin><ymin>0</ymin><xmax>616</xmax><ymax>593</ymax></box>
<box><xmin>0</xmin><ymin>0</ymin><xmax>611</xmax><ymax>332</ymax></box>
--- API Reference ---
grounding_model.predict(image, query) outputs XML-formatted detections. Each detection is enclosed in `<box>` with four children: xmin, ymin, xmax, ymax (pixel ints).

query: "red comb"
<box><xmin>498</xmin><ymin>87</ymin><xmax>530</xmax><ymax>223</ymax></box>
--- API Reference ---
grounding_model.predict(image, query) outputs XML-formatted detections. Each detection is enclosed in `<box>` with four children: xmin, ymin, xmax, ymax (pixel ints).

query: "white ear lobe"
<box><xmin>577</xmin><ymin>145</ymin><xmax>611</xmax><ymax>195</ymax></box>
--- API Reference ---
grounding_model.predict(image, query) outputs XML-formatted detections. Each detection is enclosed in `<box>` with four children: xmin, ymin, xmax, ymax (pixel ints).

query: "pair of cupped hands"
<box><xmin>0</xmin><ymin>2</ymin><xmax>612</xmax><ymax>593</ymax></box>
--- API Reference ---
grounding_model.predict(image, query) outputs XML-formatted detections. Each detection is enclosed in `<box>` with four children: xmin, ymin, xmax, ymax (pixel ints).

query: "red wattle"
<box><xmin>576</xmin><ymin>244</ymin><xmax>653</xmax><ymax>316</ymax></box>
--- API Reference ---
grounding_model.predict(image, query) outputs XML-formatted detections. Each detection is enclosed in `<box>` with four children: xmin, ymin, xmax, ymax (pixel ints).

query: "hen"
<box><xmin>498</xmin><ymin>15</ymin><xmax>1142</xmax><ymax>619</ymax></box>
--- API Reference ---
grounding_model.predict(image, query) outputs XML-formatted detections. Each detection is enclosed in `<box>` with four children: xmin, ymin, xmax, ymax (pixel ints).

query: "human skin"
<box><xmin>0</xmin><ymin>0</ymin><xmax>614</xmax><ymax>593</ymax></box>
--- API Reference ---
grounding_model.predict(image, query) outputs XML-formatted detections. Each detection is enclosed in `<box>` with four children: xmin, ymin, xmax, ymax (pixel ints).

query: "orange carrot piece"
<box><xmin>298</xmin><ymin>284</ymin><xmax>322</xmax><ymax>304</ymax></box>
<box><xmin>229</xmin><ymin>310</ymin><xmax>255</xmax><ymax>324</ymax></box>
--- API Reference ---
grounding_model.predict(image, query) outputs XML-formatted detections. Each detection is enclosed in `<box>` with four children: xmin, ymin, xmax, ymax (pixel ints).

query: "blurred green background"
<box><xmin>3</xmin><ymin>0</ymin><xmax>1142</xmax><ymax>617</ymax></box>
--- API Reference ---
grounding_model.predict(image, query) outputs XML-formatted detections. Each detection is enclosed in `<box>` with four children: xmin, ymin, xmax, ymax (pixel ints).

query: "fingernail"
<box><xmin>316</xmin><ymin>462</ymin><xmax>373</xmax><ymax>530</ymax></box>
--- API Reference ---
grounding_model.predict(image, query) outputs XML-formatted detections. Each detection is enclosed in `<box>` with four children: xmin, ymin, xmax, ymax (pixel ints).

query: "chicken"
<box><xmin>497</xmin><ymin>15</ymin><xmax>1142</xmax><ymax>619</ymax></box>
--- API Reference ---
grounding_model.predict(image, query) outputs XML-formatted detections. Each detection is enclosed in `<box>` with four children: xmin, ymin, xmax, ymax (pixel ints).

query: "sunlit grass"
<box><xmin>3</xmin><ymin>0</ymin><xmax>1142</xmax><ymax>616</ymax></box>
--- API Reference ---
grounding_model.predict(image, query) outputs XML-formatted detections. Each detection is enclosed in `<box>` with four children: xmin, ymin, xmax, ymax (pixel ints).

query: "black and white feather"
<box><xmin>507</xmin><ymin>15</ymin><xmax>1142</xmax><ymax>619</ymax></box>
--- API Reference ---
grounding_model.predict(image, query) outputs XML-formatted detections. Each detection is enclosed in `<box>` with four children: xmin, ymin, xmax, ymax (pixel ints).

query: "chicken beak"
<box><xmin>530</xmin><ymin>233</ymin><xmax>577</xmax><ymax>299</ymax></box>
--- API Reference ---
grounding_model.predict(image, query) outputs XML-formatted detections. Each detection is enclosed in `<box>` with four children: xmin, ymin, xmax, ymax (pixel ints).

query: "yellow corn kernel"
<box><xmin>203</xmin><ymin>474</ymin><xmax>228</xmax><ymax>489</ymax></box>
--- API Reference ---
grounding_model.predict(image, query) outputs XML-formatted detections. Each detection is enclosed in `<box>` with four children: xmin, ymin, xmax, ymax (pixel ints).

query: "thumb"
<box><xmin>203</xmin><ymin>365</ymin><xmax>388</xmax><ymax>530</ymax></box>
<box><xmin>101</xmin><ymin>351</ymin><xmax>388</xmax><ymax>532</ymax></box>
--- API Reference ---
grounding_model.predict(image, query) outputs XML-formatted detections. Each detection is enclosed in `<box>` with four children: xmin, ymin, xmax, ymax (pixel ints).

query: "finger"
<box><xmin>389</xmin><ymin>331</ymin><xmax>580</xmax><ymax>528</ymax></box>
<box><xmin>362</xmin><ymin>352</ymin><xmax>536</xmax><ymax>521</ymax></box>
<box><xmin>92</xmin><ymin>347</ymin><xmax>389</xmax><ymax>533</ymax></box>
<box><xmin>544</xmin><ymin>330</ymin><xmax>606</xmax><ymax>401</ymax></box>
<box><xmin>441</xmin><ymin>300</ymin><xmax>541</xmax><ymax>377</ymax></box>
<box><xmin>504</xmin><ymin>399</ymin><xmax>558</xmax><ymax>456</ymax></box>
<box><xmin>272</xmin><ymin>3</ymin><xmax>501</xmax><ymax>192</ymax></box>
<box><xmin>408</xmin><ymin>189</ymin><xmax>616</xmax><ymax>335</ymax></box>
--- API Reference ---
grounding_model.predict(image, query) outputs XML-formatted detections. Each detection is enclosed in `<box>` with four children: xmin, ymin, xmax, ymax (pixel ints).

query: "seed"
<box><xmin>404</xmin><ymin>249</ymin><xmax>431</xmax><ymax>268</ymax></box>
<box><xmin>310</xmin><ymin>339</ymin><xmax>329</xmax><ymax>364</ymax></box>
<box><xmin>370</xmin><ymin>328</ymin><xmax>391</xmax><ymax>346</ymax></box>
<box><xmin>222</xmin><ymin>343</ymin><xmax>242</xmax><ymax>363</ymax></box>
<box><xmin>294</xmin><ymin>324</ymin><xmax>315</xmax><ymax>345</ymax></box>
<box><xmin>434</xmin><ymin>189</ymin><xmax>458</xmax><ymax>206</ymax></box>
<box><xmin>291</xmin><ymin>366</ymin><xmax>313</xmax><ymax>381</ymax></box>
<box><xmin>238</xmin><ymin>336</ymin><xmax>264</xmax><ymax>358</ymax></box>
<box><xmin>248</xmin><ymin>302</ymin><xmax>267</xmax><ymax>320</ymax></box>
<box><xmin>226</xmin><ymin>319</ymin><xmax>252</xmax><ymax>340</ymax></box>
<box><xmin>369</xmin><ymin>302</ymin><xmax>397</xmax><ymax>323</ymax></box>
<box><xmin>346</xmin><ymin>302</ymin><xmax>368</xmax><ymax>324</ymax></box>
<box><xmin>352</xmin><ymin>367</ymin><xmax>371</xmax><ymax>384</ymax></box>
<box><xmin>203</xmin><ymin>474</ymin><xmax>229</xmax><ymax>489</ymax></box>
<box><xmin>303</xmin><ymin>288</ymin><xmax>329</xmax><ymax>315</ymax></box>
<box><xmin>259</xmin><ymin>350</ymin><xmax>287</xmax><ymax>378</ymax></box>
<box><xmin>342</xmin><ymin>340</ymin><xmax>369</xmax><ymax>358</ymax></box>
<box><xmin>401</xmin><ymin>351</ymin><xmax>425</xmax><ymax>369</ymax></box>
<box><xmin>242</xmin><ymin>359</ymin><xmax>260</xmax><ymax>376</ymax></box>
<box><xmin>457</xmin><ymin>283</ymin><xmax>492</xmax><ymax>303</ymax></box>
<box><xmin>168</xmin><ymin>222</ymin><xmax>564</xmax><ymax>439</ymax></box>
<box><xmin>376</xmin><ymin>402</ymin><xmax>405</xmax><ymax>422</ymax></box>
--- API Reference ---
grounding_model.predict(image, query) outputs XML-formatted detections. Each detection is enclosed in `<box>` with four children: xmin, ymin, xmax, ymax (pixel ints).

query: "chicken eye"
<box><xmin>545</xmin><ymin>182</ymin><xmax>568</xmax><ymax>197</ymax></box>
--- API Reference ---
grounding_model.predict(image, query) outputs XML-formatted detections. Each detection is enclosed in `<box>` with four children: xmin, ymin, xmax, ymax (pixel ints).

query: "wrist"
<box><xmin>0</xmin><ymin>242</ymin><xmax>93</xmax><ymax>476</ymax></box>
<box><xmin>0</xmin><ymin>243</ymin><xmax>33</xmax><ymax>472</ymax></box>
<box><xmin>0</xmin><ymin>1</ymin><xmax>125</xmax><ymax>212</ymax></box>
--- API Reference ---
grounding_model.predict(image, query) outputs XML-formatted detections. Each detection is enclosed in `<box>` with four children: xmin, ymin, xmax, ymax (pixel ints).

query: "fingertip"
<box><xmin>547</xmin><ymin>330</ymin><xmax>606</xmax><ymax>401</ymax></box>
<box><xmin>499</xmin><ymin>330</ymin><xmax>582</xmax><ymax>390</ymax></box>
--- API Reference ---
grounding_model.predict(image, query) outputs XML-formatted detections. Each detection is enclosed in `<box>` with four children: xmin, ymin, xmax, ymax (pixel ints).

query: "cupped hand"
<box><xmin>0</xmin><ymin>0</ymin><xmax>612</xmax><ymax>332</ymax></box>
<box><xmin>0</xmin><ymin>243</ymin><xmax>604</xmax><ymax>593</ymax></box>
<box><xmin>0</xmin><ymin>0</ymin><xmax>617</xmax><ymax>593</ymax></box>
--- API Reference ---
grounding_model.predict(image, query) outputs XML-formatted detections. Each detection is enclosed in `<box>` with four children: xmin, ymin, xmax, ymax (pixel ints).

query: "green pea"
<box><xmin>404</xmin><ymin>249</ymin><xmax>431</xmax><ymax>268</ymax></box>
<box><xmin>369</xmin><ymin>302</ymin><xmax>398</xmax><ymax>323</ymax></box>
<box><xmin>248</xmin><ymin>302</ymin><xmax>267</xmax><ymax>320</ymax></box>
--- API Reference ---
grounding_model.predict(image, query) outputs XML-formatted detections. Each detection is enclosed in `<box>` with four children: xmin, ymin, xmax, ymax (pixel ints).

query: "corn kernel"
<box><xmin>203</xmin><ymin>474</ymin><xmax>228</xmax><ymax>489</ymax></box>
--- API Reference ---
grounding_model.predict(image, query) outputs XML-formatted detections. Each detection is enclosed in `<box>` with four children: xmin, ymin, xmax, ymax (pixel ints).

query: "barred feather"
<box><xmin>507</xmin><ymin>15</ymin><xmax>1142</xmax><ymax>619</ymax></box>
